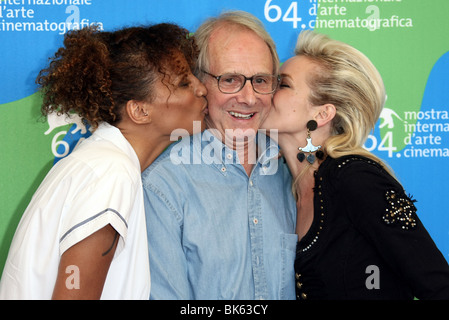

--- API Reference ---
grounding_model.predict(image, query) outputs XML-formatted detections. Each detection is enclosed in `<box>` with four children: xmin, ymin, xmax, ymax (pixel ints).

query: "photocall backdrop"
<box><xmin>1</xmin><ymin>0</ymin><xmax>448</xmax><ymax>276</ymax></box>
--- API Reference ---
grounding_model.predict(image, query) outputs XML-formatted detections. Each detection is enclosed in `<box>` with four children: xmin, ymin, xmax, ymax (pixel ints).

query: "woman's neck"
<box><xmin>279</xmin><ymin>132</ymin><xmax>322</xmax><ymax>240</ymax></box>
<box><xmin>117</xmin><ymin>119</ymin><xmax>174</xmax><ymax>173</ymax></box>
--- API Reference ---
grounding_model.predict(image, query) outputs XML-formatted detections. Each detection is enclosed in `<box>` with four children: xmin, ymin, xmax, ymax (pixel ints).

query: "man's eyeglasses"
<box><xmin>202</xmin><ymin>70</ymin><xmax>279</xmax><ymax>94</ymax></box>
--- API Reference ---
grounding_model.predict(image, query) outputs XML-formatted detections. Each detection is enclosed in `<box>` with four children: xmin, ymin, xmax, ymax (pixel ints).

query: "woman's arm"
<box><xmin>341</xmin><ymin>159</ymin><xmax>449</xmax><ymax>299</ymax></box>
<box><xmin>52</xmin><ymin>224</ymin><xmax>119</xmax><ymax>300</ymax></box>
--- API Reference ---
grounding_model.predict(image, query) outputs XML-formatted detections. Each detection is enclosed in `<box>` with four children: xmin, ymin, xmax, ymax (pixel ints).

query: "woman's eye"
<box><xmin>279</xmin><ymin>82</ymin><xmax>290</xmax><ymax>88</ymax></box>
<box><xmin>179</xmin><ymin>80</ymin><xmax>191</xmax><ymax>87</ymax></box>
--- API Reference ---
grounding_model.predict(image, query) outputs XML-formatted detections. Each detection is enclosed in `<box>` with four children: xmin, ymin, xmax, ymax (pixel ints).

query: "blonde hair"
<box><xmin>295</xmin><ymin>30</ymin><xmax>394</xmax><ymax>176</ymax></box>
<box><xmin>194</xmin><ymin>10</ymin><xmax>280</xmax><ymax>77</ymax></box>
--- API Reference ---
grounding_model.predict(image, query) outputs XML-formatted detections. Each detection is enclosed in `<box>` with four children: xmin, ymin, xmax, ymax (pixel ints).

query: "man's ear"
<box><xmin>314</xmin><ymin>103</ymin><xmax>336</xmax><ymax>127</ymax></box>
<box><xmin>126</xmin><ymin>100</ymin><xmax>151</xmax><ymax>124</ymax></box>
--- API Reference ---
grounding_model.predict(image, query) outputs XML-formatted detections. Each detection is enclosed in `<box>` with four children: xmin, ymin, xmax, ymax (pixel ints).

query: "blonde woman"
<box><xmin>262</xmin><ymin>30</ymin><xmax>449</xmax><ymax>299</ymax></box>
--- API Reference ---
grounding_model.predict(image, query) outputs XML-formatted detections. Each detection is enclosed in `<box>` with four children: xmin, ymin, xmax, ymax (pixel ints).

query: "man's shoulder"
<box><xmin>141</xmin><ymin>136</ymin><xmax>201</xmax><ymax>186</ymax></box>
<box><xmin>142</xmin><ymin>143</ymin><xmax>177</xmax><ymax>179</ymax></box>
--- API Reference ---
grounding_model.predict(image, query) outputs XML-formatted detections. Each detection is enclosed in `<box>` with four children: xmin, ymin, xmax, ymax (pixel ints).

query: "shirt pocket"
<box><xmin>280</xmin><ymin>233</ymin><xmax>298</xmax><ymax>300</ymax></box>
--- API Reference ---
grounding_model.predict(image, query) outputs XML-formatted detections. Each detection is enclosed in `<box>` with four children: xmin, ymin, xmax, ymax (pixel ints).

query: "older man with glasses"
<box><xmin>142</xmin><ymin>11</ymin><xmax>297</xmax><ymax>300</ymax></box>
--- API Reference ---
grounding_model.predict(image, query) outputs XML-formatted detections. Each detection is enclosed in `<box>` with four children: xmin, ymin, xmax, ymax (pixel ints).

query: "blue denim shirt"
<box><xmin>142</xmin><ymin>130</ymin><xmax>297</xmax><ymax>300</ymax></box>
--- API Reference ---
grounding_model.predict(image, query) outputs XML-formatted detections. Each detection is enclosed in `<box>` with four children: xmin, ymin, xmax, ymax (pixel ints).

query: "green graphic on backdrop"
<box><xmin>314</xmin><ymin>0</ymin><xmax>449</xmax><ymax>154</ymax></box>
<box><xmin>0</xmin><ymin>92</ymin><xmax>73</xmax><ymax>271</ymax></box>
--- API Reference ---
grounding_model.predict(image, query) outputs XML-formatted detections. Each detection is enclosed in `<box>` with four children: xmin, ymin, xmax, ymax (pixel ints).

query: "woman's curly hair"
<box><xmin>36</xmin><ymin>23</ymin><xmax>198</xmax><ymax>129</ymax></box>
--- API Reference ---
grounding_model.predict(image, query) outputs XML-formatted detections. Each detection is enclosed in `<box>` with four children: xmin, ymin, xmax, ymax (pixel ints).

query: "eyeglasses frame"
<box><xmin>201</xmin><ymin>70</ymin><xmax>280</xmax><ymax>95</ymax></box>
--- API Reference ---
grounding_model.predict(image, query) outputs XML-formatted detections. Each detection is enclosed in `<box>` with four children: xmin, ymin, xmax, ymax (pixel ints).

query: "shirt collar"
<box><xmin>193</xmin><ymin>129</ymin><xmax>281</xmax><ymax>169</ymax></box>
<box><xmin>92</xmin><ymin>122</ymin><xmax>141</xmax><ymax>171</ymax></box>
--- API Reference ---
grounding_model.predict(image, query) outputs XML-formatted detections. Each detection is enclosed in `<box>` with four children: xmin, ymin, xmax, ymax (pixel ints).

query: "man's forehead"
<box><xmin>208</xmin><ymin>28</ymin><xmax>273</xmax><ymax>74</ymax></box>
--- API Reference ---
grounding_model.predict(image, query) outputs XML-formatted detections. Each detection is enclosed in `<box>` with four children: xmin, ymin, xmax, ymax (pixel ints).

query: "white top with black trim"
<box><xmin>0</xmin><ymin>123</ymin><xmax>150</xmax><ymax>299</ymax></box>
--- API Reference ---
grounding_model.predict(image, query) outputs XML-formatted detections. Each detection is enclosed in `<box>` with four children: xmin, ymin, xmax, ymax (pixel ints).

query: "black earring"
<box><xmin>297</xmin><ymin>120</ymin><xmax>322</xmax><ymax>164</ymax></box>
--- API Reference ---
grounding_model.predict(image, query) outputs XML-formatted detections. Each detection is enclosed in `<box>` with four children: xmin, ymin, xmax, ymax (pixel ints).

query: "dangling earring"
<box><xmin>297</xmin><ymin>120</ymin><xmax>324</xmax><ymax>164</ymax></box>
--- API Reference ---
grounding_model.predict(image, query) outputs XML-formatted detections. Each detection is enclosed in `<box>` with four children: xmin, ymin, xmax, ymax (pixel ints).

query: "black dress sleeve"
<box><xmin>338</xmin><ymin>158</ymin><xmax>449</xmax><ymax>299</ymax></box>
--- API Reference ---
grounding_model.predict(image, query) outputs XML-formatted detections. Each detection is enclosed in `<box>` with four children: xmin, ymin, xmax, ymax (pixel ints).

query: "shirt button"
<box><xmin>221</xmin><ymin>166</ymin><xmax>226</xmax><ymax>172</ymax></box>
<box><xmin>253</xmin><ymin>218</ymin><xmax>258</xmax><ymax>224</ymax></box>
<box><xmin>249</xmin><ymin>180</ymin><xmax>253</xmax><ymax>186</ymax></box>
<box><xmin>226</xmin><ymin>153</ymin><xmax>232</xmax><ymax>160</ymax></box>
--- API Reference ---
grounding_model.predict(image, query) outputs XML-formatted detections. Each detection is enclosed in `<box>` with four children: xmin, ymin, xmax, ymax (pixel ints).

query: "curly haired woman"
<box><xmin>0</xmin><ymin>23</ymin><xmax>207</xmax><ymax>299</ymax></box>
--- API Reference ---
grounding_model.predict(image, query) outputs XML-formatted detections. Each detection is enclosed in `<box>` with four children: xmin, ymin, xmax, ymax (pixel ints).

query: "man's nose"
<box><xmin>235</xmin><ymin>80</ymin><xmax>256</xmax><ymax>105</ymax></box>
